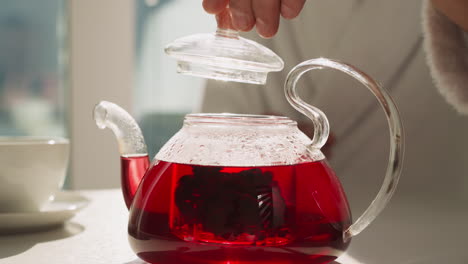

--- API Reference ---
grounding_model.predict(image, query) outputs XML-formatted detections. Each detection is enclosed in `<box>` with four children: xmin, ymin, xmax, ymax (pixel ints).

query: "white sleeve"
<box><xmin>422</xmin><ymin>0</ymin><xmax>468</xmax><ymax>114</ymax></box>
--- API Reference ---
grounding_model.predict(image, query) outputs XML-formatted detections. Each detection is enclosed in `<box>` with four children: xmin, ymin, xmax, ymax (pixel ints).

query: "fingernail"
<box><xmin>256</xmin><ymin>18</ymin><xmax>273</xmax><ymax>38</ymax></box>
<box><xmin>281</xmin><ymin>4</ymin><xmax>295</xmax><ymax>19</ymax></box>
<box><xmin>232</xmin><ymin>12</ymin><xmax>252</xmax><ymax>31</ymax></box>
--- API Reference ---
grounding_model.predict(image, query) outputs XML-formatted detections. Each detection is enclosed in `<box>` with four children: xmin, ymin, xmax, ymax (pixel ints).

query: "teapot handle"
<box><xmin>284</xmin><ymin>58</ymin><xmax>404</xmax><ymax>241</ymax></box>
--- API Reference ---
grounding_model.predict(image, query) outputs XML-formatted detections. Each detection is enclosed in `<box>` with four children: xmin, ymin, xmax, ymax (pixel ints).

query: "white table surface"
<box><xmin>1</xmin><ymin>189</ymin><xmax>467</xmax><ymax>264</ymax></box>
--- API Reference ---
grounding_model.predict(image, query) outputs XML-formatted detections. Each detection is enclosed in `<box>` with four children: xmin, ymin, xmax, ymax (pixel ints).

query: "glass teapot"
<box><xmin>94</xmin><ymin>57</ymin><xmax>403</xmax><ymax>263</ymax></box>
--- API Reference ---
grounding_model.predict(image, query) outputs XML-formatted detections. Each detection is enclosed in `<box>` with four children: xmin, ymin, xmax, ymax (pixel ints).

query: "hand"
<box><xmin>432</xmin><ymin>0</ymin><xmax>468</xmax><ymax>32</ymax></box>
<box><xmin>203</xmin><ymin>0</ymin><xmax>306</xmax><ymax>38</ymax></box>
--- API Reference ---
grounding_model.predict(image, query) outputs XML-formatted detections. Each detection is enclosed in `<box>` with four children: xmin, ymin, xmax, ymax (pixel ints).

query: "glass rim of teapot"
<box><xmin>184</xmin><ymin>113</ymin><xmax>296</xmax><ymax>126</ymax></box>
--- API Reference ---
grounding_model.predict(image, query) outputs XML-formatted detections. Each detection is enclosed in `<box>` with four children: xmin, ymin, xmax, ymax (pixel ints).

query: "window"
<box><xmin>0</xmin><ymin>0</ymin><xmax>67</xmax><ymax>137</ymax></box>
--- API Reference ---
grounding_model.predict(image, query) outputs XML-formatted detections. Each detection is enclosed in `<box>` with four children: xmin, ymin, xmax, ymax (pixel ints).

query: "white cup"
<box><xmin>0</xmin><ymin>137</ymin><xmax>69</xmax><ymax>213</ymax></box>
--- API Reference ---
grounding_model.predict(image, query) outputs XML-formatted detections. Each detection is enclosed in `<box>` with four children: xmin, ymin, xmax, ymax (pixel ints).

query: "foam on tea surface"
<box><xmin>156</xmin><ymin>114</ymin><xmax>324</xmax><ymax>167</ymax></box>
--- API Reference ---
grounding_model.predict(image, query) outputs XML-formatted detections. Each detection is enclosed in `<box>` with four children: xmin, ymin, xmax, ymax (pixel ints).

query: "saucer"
<box><xmin>0</xmin><ymin>191</ymin><xmax>89</xmax><ymax>234</ymax></box>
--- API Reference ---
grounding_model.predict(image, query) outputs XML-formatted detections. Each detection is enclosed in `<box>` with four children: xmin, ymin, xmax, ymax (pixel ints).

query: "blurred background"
<box><xmin>2</xmin><ymin>0</ymin><xmax>467</xmax><ymax>199</ymax></box>
<box><xmin>2</xmin><ymin>1</ymin><xmax>468</xmax><ymax>262</ymax></box>
<box><xmin>0</xmin><ymin>0</ymin><xmax>67</xmax><ymax>137</ymax></box>
<box><xmin>134</xmin><ymin>0</ymin><xmax>214</xmax><ymax>159</ymax></box>
<box><xmin>2</xmin><ymin>0</ymin><xmax>468</xmax><ymax>199</ymax></box>
<box><xmin>0</xmin><ymin>0</ymin><xmax>215</xmax><ymax>188</ymax></box>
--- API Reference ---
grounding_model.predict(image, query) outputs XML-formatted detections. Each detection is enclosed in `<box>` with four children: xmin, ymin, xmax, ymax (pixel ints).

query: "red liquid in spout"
<box><xmin>121</xmin><ymin>155</ymin><xmax>149</xmax><ymax>209</ymax></box>
<box><xmin>128</xmin><ymin>160</ymin><xmax>351</xmax><ymax>264</ymax></box>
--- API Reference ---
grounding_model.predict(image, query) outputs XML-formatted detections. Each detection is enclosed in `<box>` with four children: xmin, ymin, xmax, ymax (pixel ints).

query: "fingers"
<box><xmin>204</xmin><ymin>0</ymin><xmax>303</xmax><ymax>38</ymax></box>
<box><xmin>252</xmin><ymin>0</ymin><xmax>281</xmax><ymax>38</ymax></box>
<box><xmin>230</xmin><ymin>0</ymin><xmax>255</xmax><ymax>31</ymax></box>
<box><xmin>280</xmin><ymin>0</ymin><xmax>306</xmax><ymax>19</ymax></box>
<box><xmin>203</xmin><ymin>0</ymin><xmax>229</xmax><ymax>14</ymax></box>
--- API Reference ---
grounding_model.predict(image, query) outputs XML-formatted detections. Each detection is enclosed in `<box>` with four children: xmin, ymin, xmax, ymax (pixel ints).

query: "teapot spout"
<box><xmin>94</xmin><ymin>101</ymin><xmax>149</xmax><ymax>209</ymax></box>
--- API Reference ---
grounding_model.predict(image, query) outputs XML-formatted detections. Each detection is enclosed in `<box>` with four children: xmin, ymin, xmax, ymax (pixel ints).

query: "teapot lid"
<box><xmin>164</xmin><ymin>29</ymin><xmax>284</xmax><ymax>85</ymax></box>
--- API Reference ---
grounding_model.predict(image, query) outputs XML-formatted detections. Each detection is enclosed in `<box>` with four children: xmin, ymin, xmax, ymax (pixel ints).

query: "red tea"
<box><xmin>121</xmin><ymin>155</ymin><xmax>150</xmax><ymax>209</ymax></box>
<box><xmin>125</xmin><ymin>159</ymin><xmax>351</xmax><ymax>264</ymax></box>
